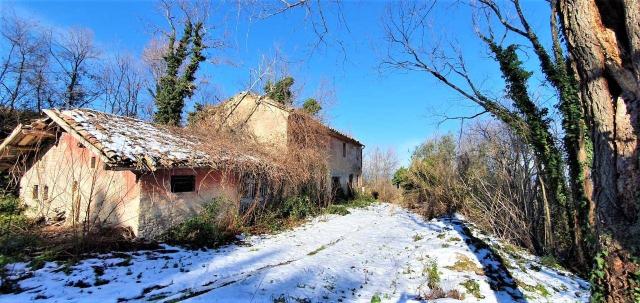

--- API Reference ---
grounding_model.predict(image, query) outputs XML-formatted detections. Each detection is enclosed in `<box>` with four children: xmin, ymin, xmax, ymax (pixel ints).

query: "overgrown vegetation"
<box><xmin>162</xmin><ymin>198</ymin><xmax>235</xmax><ymax>248</ymax></box>
<box><xmin>0</xmin><ymin>194</ymin><xmax>35</xmax><ymax>266</ymax></box>
<box><xmin>162</xmin><ymin>193</ymin><xmax>376</xmax><ymax>248</ymax></box>
<box><xmin>301</xmin><ymin>98</ymin><xmax>321</xmax><ymax>116</ymax></box>
<box><xmin>393</xmin><ymin>122</ymin><xmax>577</xmax><ymax>263</ymax></box>
<box><xmin>381</xmin><ymin>2</ymin><xmax>639</xmax><ymax>296</ymax></box>
<box><xmin>264</xmin><ymin>76</ymin><xmax>295</xmax><ymax>106</ymax></box>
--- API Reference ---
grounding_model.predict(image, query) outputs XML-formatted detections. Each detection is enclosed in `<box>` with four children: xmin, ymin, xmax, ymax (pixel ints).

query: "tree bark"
<box><xmin>559</xmin><ymin>0</ymin><xmax>640</xmax><ymax>301</ymax></box>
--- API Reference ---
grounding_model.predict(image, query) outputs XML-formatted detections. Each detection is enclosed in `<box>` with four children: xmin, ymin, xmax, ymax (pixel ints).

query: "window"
<box><xmin>332</xmin><ymin>176</ymin><xmax>340</xmax><ymax>189</ymax></box>
<box><xmin>342</xmin><ymin>142</ymin><xmax>346</xmax><ymax>157</ymax></box>
<box><xmin>90</xmin><ymin>157</ymin><xmax>96</xmax><ymax>168</ymax></box>
<box><xmin>32</xmin><ymin>185</ymin><xmax>39</xmax><ymax>199</ymax></box>
<box><xmin>42</xmin><ymin>186</ymin><xmax>49</xmax><ymax>200</ymax></box>
<box><xmin>170</xmin><ymin>175</ymin><xmax>195</xmax><ymax>193</ymax></box>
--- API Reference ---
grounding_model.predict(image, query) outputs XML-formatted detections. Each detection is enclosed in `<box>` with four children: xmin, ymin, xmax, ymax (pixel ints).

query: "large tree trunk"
<box><xmin>559</xmin><ymin>0</ymin><xmax>640</xmax><ymax>302</ymax></box>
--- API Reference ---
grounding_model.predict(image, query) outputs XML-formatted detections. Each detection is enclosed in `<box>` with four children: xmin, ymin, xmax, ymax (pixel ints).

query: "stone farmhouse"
<box><xmin>0</xmin><ymin>98</ymin><xmax>363</xmax><ymax>238</ymax></box>
<box><xmin>214</xmin><ymin>92</ymin><xmax>364</xmax><ymax>196</ymax></box>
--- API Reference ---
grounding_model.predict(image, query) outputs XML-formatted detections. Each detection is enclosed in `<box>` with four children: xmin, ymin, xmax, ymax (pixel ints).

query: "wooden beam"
<box><xmin>9</xmin><ymin>145</ymin><xmax>39</xmax><ymax>152</ymax></box>
<box><xmin>21</xmin><ymin>129</ymin><xmax>55</xmax><ymax>138</ymax></box>
<box><xmin>0</xmin><ymin>124</ymin><xmax>24</xmax><ymax>153</ymax></box>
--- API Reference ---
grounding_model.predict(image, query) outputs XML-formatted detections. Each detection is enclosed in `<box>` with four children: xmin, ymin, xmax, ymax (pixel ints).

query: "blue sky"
<box><xmin>2</xmin><ymin>0</ymin><xmax>554</xmax><ymax>166</ymax></box>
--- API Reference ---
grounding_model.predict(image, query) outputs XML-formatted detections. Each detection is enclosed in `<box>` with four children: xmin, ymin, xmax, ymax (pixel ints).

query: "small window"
<box><xmin>42</xmin><ymin>185</ymin><xmax>49</xmax><ymax>200</ymax></box>
<box><xmin>342</xmin><ymin>142</ymin><xmax>346</xmax><ymax>157</ymax></box>
<box><xmin>332</xmin><ymin>176</ymin><xmax>340</xmax><ymax>189</ymax></box>
<box><xmin>32</xmin><ymin>185</ymin><xmax>39</xmax><ymax>199</ymax></box>
<box><xmin>90</xmin><ymin>157</ymin><xmax>96</xmax><ymax>168</ymax></box>
<box><xmin>170</xmin><ymin>175</ymin><xmax>195</xmax><ymax>193</ymax></box>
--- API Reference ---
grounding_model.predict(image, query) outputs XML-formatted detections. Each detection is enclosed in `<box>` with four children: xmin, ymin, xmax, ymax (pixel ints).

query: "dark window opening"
<box><xmin>43</xmin><ymin>186</ymin><xmax>49</xmax><ymax>200</ymax></box>
<box><xmin>171</xmin><ymin>175</ymin><xmax>195</xmax><ymax>193</ymax></box>
<box><xmin>90</xmin><ymin>157</ymin><xmax>96</xmax><ymax>168</ymax></box>
<box><xmin>32</xmin><ymin>185</ymin><xmax>39</xmax><ymax>199</ymax></box>
<box><xmin>342</xmin><ymin>142</ymin><xmax>346</xmax><ymax>157</ymax></box>
<box><xmin>332</xmin><ymin>176</ymin><xmax>340</xmax><ymax>189</ymax></box>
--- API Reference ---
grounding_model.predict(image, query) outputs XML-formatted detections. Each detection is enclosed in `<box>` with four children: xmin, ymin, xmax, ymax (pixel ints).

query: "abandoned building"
<box><xmin>0</xmin><ymin>101</ymin><xmax>364</xmax><ymax>238</ymax></box>
<box><xmin>214</xmin><ymin>92</ymin><xmax>364</xmax><ymax>195</ymax></box>
<box><xmin>0</xmin><ymin>109</ymin><xmax>257</xmax><ymax>238</ymax></box>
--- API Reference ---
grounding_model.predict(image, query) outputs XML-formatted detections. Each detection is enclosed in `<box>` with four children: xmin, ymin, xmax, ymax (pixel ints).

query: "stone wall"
<box><xmin>222</xmin><ymin>94</ymin><xmax>290</xmax><ymax>149</ymax></box>
<box><xmin>327</xmin><ymin>136</ymin><xmax>363</xmax><ymax>194</ymax></box>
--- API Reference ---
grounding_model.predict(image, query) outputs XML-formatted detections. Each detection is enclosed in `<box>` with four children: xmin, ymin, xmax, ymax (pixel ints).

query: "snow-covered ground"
<box><xmin>1</xmin><ymin>203</ymin><xmax>589</xmax><ymax>302</ymax></box>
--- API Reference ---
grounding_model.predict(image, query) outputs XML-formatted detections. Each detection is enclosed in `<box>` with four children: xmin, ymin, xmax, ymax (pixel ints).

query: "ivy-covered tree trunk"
<box><xmin>153</xmin><ymin>21</ymin><xmax>205</xmax><ymax>126</ymax></box>
<box><xmin>484</xmin><ymin>40</ymin><xmax>575</xmax><ymax>258</ymax></box>
<box><xmin>559</xmin><ymin>0</ymin><xmax>640</xmax><ymax>302</ymax></box>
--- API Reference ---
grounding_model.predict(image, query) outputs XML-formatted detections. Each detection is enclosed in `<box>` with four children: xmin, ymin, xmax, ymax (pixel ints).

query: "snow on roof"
<box><xmin>45</xmin><ymin>109</ymin><xmax>214</xmax><ymax>170</ymax></box>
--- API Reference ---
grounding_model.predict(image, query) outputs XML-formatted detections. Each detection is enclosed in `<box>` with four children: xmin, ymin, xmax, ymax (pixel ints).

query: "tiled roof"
<box><xmin>44</xmin><ymin>109</ymin><xmax>212</xmax><ymax>170</ymax></box>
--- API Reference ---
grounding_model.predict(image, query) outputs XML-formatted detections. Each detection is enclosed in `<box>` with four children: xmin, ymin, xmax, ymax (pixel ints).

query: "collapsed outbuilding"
<box><xmin>0</xmin><ymin>109</ymin><xmax>266</xmax><ymax>238</ymax></box>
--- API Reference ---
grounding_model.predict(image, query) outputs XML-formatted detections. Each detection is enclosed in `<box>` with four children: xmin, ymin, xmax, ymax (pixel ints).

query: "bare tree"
<box><xmin>50</xmin><ymin>28</ymin><xmax>100</xmax><ymax>109</ymax></box>
<box><xmin>363</xmin><ymin>147</ymin><xmax>400</xmax><ymax>201</ymax></box>
<box><xmin>98</xmin><ymin>54</ymin><xmax>146</xmax><ymax>117</ymax></box>
<box><xmin>0</xmin><ymin>12</ymin><xmax>49</xmax><ymax>110</ymax></box>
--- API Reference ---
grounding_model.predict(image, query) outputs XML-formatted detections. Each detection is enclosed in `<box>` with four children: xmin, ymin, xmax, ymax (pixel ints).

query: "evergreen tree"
<box><xmin>264</xmin><ymin>76</ymin><xmax>294</xmax><ymax>106</ymax></box>
<box><xmin>153</xmin><ymin>21</ymin><xmax>206</xmax><ymax>126</ymax></box>
<box><xmin>302</xmin><ymin>98</ymin><xmax>321</xmax><ymax>116</ymax></box>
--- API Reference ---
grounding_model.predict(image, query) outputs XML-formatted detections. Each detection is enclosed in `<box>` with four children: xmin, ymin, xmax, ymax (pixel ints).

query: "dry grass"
<box><xmin>445</xmin><ymin>253</ymin><xmax>484</xmax><ymax>275</ymax></box>
<box><xmin>420</xmin><ymin>287</ymin><xmax>465</xmax><ymax>300</ymax></box>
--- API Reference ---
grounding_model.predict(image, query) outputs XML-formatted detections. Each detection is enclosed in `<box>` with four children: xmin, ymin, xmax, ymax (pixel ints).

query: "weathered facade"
<box><xmin>217</xmin><ymin>92</ymin><xmax>364</xmax><ymax>194</ymax></box>
<box><xmin>0</xmin><ymin>109</ymin><xmax>248</xmax><ymax>238</ymax></box>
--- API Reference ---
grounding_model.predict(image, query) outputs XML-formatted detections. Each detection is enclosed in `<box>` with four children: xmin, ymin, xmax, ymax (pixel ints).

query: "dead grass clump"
<box><xmin>445</xmin><ymin>253</ymin><xmax>484</xmax><ymax>275</ymax></box>
<box><xmin>420</xmin><ymin>287</ymin><xmax>465</xmax><ymax>300</ymax></box>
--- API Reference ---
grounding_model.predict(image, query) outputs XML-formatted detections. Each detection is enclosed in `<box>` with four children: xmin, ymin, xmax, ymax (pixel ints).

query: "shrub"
<box><xmin>325</xmin><ymin>205</ymin><xmax>350</xmax><ymax>216</ymax></box>
<box><xmin>425</xmin><ymin>259</ymin><xmax>440</xmax><ymax>289</ymax></box>
<box><xmin>252</xmin><ymin>209</ymin><xmax>285</xmax><ymax>233</ymax></box>
<box><xmin>0</xmin><ymin>195</ymin><xmax>24</xmax><ymax>215</ymax></box>
<box><xmin>352</xmin><ymin>192</ymin><xmax>376</xmax><ymax>204</ymax></box>
<box><xmin>0</xmin><ymin>195</ymin><xmax>37</xmax><ymax>262</ymax></box>
<box><xmin>280</xmin><ymin>196</ymin><xmax>316</xmax><ymax>220</ymax></box>
<box><xmin>162</xmin><ymin>198</ymin><xmax>233</xmax><ymax>248</ymax></box>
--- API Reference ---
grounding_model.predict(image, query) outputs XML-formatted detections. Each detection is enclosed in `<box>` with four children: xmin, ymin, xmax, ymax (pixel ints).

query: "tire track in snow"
<box><xmin>128</xmin><ymin>236</ymin><xmax>347</xmax><ymax>303</ymax></box>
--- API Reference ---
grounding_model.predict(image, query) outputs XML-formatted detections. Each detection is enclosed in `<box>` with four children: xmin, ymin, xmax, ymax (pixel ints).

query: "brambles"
<box><xmin>162</xmin><ymin>198</ymin><xmax>234</xmax><ymax>248</ymax></box>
